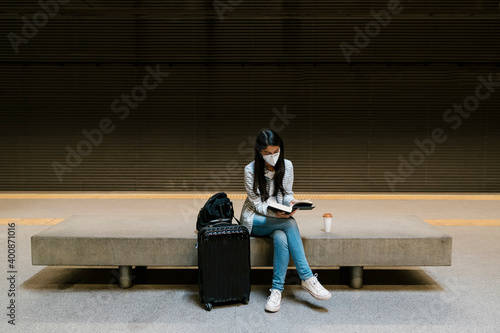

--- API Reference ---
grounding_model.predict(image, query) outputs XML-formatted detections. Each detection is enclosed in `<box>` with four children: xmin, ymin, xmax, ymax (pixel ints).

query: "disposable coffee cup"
<box><xmin>323</xmin><ymin>213</ymin><xmax>332</xmax><ymax>232</ymax></box>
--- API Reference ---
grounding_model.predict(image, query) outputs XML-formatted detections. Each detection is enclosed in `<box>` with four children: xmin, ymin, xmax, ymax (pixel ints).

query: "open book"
<box><xmin>267</xmin><ymin>197</ymin><xmax>315</xmax><ymax>213</ymax></box>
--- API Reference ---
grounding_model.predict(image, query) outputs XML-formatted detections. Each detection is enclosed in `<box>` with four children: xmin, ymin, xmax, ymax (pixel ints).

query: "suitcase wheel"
<box><xmin>204</xmin><ymin>302</ymin><xmax>212</xmax><ymax>311</ymax></box>
<box><xmin>242</xmin><ymin>298</ymin><xmax>249</xmax><ymax>304</ymax></box>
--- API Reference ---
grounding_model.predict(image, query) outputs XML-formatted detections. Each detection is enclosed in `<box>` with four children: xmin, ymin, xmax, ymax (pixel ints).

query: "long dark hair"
<box><xmin>253</xmin><ymin>129</ymin><xmax>286</xmax><ymax>202</ymax></box>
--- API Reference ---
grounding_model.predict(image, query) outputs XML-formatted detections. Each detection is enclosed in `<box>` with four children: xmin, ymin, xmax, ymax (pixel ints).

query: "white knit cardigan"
<box><xmin>239</xmin><ymin>158</ymin><xmax>296</xmax><ymax>234</ymax></box>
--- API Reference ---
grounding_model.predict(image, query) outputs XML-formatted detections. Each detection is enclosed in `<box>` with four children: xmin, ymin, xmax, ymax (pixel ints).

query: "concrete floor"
<box><xmin>0</xmin><ymin>194</ymin><xmax>499</xmax><ymax>332</ymax></box>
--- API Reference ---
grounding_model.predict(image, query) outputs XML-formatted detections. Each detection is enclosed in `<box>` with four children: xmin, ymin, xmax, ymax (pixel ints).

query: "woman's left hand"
<box><xmin>289</xmin><ymin>199</ymin><xmax>299</xmax><ymax>206</ymax></box>
<box><xmin>276</xmin><ymin>209</ymin><xmax>297</xmax><ymax>218</ymax></box>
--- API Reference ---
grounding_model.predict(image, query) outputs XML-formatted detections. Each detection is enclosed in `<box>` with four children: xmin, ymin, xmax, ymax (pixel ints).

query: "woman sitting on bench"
<box><xmin>239</xmin><ymin>129</ymin><xmax>331</xmax><ymax>313</ymax></box>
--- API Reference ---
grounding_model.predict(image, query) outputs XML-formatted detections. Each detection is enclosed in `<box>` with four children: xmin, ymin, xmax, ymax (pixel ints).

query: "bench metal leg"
<box><xmin>118</xmin><ymin>265</ymin><xmax>133</xmax><ymax>289</ymax></box>
<box><xmin>349</xmin><ymin>266</ymin><xmax>363</xmax><ymax>289</ymax></box>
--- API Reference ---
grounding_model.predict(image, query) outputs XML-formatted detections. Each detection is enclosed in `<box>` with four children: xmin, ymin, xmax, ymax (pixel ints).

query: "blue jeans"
<box><xmin>251</xmin><ymin>214</ymin><xmax>314</xmax><ymax>291</ymax></box>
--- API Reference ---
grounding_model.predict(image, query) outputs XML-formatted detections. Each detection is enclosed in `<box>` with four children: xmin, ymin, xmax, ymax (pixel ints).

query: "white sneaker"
<box><xmin>301</xmin><ymin>273</ymin><xmax>332</xmax><ymax>300</ymax></box>
<box><xmin>265</xmin><ymin>289</ymin><xmax>282</xmax><ymax>312</ymax></box>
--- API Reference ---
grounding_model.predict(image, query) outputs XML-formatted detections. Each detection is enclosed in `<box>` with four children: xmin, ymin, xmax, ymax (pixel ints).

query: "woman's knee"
<box><xmin>284</xmin><ymin>217</ymin><xmax>298</xmax><ymax>229</ymax></box>
<box><xmin>271</xmin><ymin>230</ymin><xmax>288</xmax><ymax>249</ymax></box>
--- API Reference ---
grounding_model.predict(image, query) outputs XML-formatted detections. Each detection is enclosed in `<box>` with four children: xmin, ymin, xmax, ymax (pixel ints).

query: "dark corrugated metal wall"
<box><xmin>1</xmin><ymin>1</ymin><xmax>499</xmax><ymax>192</ymax></box>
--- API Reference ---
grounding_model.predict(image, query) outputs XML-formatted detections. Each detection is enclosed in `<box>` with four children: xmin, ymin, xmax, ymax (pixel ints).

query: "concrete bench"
<box><xmin>31</xmin><ymin>214</ymin><xmax>452</xmax><ymax>289</ymax></box>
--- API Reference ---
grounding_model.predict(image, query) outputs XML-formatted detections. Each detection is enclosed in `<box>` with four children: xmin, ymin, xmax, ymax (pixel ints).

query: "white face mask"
<box><xmin>262</xmin><ymin>150</ymin><xmax>280</xmax><ymax>166</ymax></box>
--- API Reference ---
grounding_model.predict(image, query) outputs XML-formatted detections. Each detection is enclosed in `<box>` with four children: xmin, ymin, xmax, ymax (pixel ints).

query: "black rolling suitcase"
<box><xmin>197</xmin><ymin>222</ymin><xmax>251</xmax><ymax>311</ymax></box>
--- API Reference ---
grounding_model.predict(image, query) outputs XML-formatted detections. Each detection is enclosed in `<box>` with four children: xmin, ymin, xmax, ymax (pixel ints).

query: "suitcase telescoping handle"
<box><xmin>207</xmin><ymin>217</ymin><xmax>232</xmax><ymax>226</ymax></box>
<box><xmin>209</xmin><ymin>221</ymin><xmax>231</xmax><ymax>227</ymax></box>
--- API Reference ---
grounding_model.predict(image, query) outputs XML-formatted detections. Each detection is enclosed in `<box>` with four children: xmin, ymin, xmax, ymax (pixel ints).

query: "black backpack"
<box><xmin>196</xmin><ymin>192</ymin><xmax>241</xmax><ymax>231</ymax></box>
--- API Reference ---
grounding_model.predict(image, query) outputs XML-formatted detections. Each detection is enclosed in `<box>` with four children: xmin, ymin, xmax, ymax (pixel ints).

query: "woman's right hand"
<box><xmin>275</xmin><ymin>209</ymin><xmax>297</xmax><ymax>219</ymax></box>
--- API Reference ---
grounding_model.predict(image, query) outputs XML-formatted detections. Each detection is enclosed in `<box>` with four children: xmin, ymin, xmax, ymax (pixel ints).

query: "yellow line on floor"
<box><xmin>424</xmin><ymin>219</ymin><xmax>500</xmax><ymax>226</ymax></box>
<box><xmin>0</xmin><ymin>193</ymin><xmax>499</xmax><ymax>200</ymax></box>
<box><xmin>2</xmin><ymin>218</ymin><xmax>499</xmax><ymax>226</ymax></box>
<box><xmin>0</xmin><ymin>218</ymin><xmax>65</xmax><ymax>225</ymax></box>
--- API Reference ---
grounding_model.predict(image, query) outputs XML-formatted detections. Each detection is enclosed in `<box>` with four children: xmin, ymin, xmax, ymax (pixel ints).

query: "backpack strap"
<box><xmin>230</xmin><ymin>201</ymin><xmax>240</xmax><ymax>224</ymax></box>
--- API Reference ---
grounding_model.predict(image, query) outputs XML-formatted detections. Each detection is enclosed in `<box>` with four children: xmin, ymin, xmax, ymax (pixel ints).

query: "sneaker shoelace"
<box><xmin>309</xmin><ymin>273</ymin><xmax>323</xmax><ymax>292</ymax></box>
<box><xmin>268</xmin><ymin>289</ymin><xmax>281</xmax><ymax>304</ymax></box>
